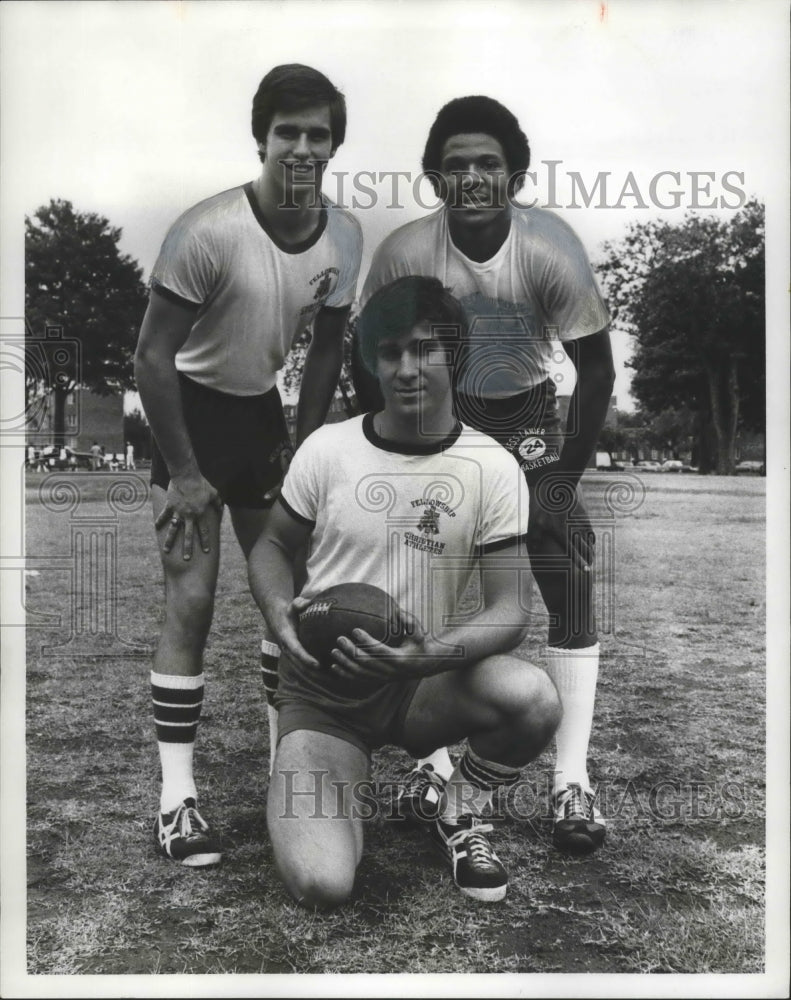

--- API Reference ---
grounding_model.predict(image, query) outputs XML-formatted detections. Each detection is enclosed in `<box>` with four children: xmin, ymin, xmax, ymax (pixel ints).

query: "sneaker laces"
<box><xmin>174</xmin><ymin>801</ymin><xmax>209</xmax><ymax>841</ymax></box>
<box><xmin>445</xmin><ymin>820</ymin><xmax>499</xmax><ymax>869</ymax></box>
<box><xmin>558</xmin><ymin>782</ymin><xmax>585</xmax><ymax>818</ymax></box>
<box><xmin>555</xmin><ymin>782</ymin><xmax>600</xmax><ymax>821</ymax></box>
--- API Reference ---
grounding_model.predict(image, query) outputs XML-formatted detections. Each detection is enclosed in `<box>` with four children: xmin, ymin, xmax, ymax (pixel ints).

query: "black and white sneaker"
<box><xmin>154</xmin><ymin>797</ymin><xmax>221</xmax><ymax>867</ymax></box>
<box><xmin>429</xmin><ymin>816</ymin><xmax>508</xmax><ymax>902</ymax></box>
<box><xmin>552</xmin><ymin>783</ymin><xmax>606</xmax><ymax>854</ymax></box>
<box><xmin>392</xmin><ymin>764</ymin><xmax>448</xmax><ymax>823</ymax></box>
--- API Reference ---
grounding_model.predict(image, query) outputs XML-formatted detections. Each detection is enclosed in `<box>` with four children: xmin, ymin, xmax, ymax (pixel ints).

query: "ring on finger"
<box><xmin>170</xmin><ymin>516</ymin><xmax>181</xmax><ymax>527</ymax></box>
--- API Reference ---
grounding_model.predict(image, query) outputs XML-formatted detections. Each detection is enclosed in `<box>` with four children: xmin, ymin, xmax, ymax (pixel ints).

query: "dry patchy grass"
<box><xmin>19</xmin><ymin>469</ymin><xmax>767</xmax><ymax>977</ymax></box>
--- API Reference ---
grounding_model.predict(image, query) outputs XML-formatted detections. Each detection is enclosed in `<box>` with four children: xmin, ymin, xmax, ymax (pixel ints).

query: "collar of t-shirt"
<box><xmin>363</xmin><ymin>412</ymin><xmax>462</xmax><ymax>455</ymax></box>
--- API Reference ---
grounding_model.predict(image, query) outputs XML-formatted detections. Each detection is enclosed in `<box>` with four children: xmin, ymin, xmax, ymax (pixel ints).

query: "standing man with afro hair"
<box><xmin>136</xmin><ymin>64</ymin><xmax>362</xmax><ymax>867</ymax></box>
<box><xmin>354</xmin><ymin>95</ymin><xmax>614</xmax><ymax>855</ymax></box>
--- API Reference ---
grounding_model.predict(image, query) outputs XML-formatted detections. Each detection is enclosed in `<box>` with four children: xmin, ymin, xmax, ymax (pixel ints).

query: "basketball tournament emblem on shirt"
<box><xmin>518</xmin><ymin>436</ymin><xmax>546</xmax><ymax>461</ymax></box>
<box><xmin>513</xmin><ymin>428</ymin><xmax>560</xmax><ymax>471</ymax></box>
<box><xmin>403</xmin><ymin>496</ymin><xmax>456</xmax><ymax>554</ymax></box>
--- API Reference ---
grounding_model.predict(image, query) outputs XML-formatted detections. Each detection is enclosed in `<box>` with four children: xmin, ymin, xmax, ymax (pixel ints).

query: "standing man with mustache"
<box><xmin>135</xmin><ymin>64</ymin><xmax>362</xmax><ymax>867</ymax></box>
<box><xmin>354</xmin><ymin>96</ymin><xmax>614</xmax><ymax>855</ymax></box>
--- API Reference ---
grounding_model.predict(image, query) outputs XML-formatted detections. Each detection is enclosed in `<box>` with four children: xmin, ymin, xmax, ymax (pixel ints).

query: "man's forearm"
<box><xmin>553</xmin><ymin>329</ymin><xmax>616</xmax><ymax>487</ymax></box>
<box><xmin>555</xmin><ymin>374</ymin><xmax>614</xmax><ymax>486</ymax></box>
<box><xmin>295</xmin><ymin>337</ymin><xmax>345</xmax><ymax>446</ymax></box>
<box><xmin>419</xmin><ymin>597</ymin><xmax>528</xmax><ymax>677</ymax></box>
<box><xmin>248</xmin><ymin>537</ymin><xmax>297</xmax><ymax>641</ymax></box>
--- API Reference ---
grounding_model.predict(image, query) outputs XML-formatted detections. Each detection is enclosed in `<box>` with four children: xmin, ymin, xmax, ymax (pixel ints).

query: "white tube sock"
<box><xmin>416</xmin><ymin>747</ymin><xmax>454</xmax><ymax>782</ymax></box>
<box><xmin>543</xmin><ymin>643</ymin><xmax>600</xmax><ymax>796</ymax></box>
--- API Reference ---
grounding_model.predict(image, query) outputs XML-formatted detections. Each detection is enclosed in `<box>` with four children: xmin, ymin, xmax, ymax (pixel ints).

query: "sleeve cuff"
<box><xmin>278</xmin><ymin>495</ymin><xmax>316</xmax><ymax>527</ymax></box>
<box><xmin>475</xmin><ymin>533</ymin><xmax>528</xmax><ymax>557</ymax></box>
<box><xmin>150</xmin><ymin>279</ymin><xmax>202</xmax><ymax>312</ymax></box>
<box><xmin>318</xmin><ymin>303</ymin><xmax>353</xmax><ymax>315</ymax></box>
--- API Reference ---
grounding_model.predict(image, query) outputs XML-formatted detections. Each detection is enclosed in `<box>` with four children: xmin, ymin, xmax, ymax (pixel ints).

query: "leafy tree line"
<box><xmin>25</xmin><ymin>199</ymin><xmax>148</xmax><ymax>443</ymax></box>
<box><xmin>597</xmin><ymin>200</ymin><xmax>765</xmax><ymax>474</ymax></box>
<box><xmin>25</xmin><ymin>197</ymin><xmax>765</xmax><ymax>475</ymax></box>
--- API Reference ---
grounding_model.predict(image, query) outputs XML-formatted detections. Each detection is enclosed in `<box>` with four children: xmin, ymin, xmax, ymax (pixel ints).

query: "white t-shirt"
<box><xmin>362</xmin><ymin>206</ymin><xmax>609</xmax><ymax>397</ymax></box>
<box><xmin>280</xmin><ymin>414</ymin><xmax>529</xmax><ymax>638</ymax></box>
<box><xmin>150</xmin><ymin>184</ymin><xmax>363</xmax><ymax>396</ymax></box>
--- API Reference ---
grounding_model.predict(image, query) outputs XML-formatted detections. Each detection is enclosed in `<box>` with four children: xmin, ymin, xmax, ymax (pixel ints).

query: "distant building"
<box><xmin>25</xmin><ymin>387</ymin><xmax>124</xmax><ymax>455</ymax></box>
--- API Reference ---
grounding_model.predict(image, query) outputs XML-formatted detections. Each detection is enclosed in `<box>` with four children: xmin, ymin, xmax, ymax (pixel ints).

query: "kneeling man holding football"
<box><xmin>248</xmin><ymin>276</ymin><xmax>560</xmax><ymax>907</ymax></box>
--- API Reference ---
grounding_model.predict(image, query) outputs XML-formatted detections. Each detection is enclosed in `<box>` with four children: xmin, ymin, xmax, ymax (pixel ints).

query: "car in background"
<box><xmin>35</xmin><ymin>445</ymin><xmax>94</xmax><ymax>471</ymax></box>
<box><xmin>595</xmin><ymin>452</ymin><xmax>625</xmax><ymax>471</ymax></box>
<box><xmin>735</xmin><ymin>459</ymin><xmax>765</xmax><ymax>475</ymax></box>
<box><xmin>634</xmin><ymin>459</ymin><xmax>663</xmax><ymax>472</ymax></box>
<box><xmin>660</xmin><ymin>459</ymin><xmax>699</xmax><ymax>473</ymax></box>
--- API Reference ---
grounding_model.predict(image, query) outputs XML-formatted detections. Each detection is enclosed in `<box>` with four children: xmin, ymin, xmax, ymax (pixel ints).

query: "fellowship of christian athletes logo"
<box><xmin>403</xmin><ymin>496</ymin><xmax>455</xmax><ymax>554</ymax></box>
<box><xmin>313</xmin><ymin>273</ymin><xmax>333</xmax><ymax>300</ymax></box>
<box><xmin>300</xmin><ymin>267</ymin><xmax>339</xmax><ymax>315</ymax></box>
<box><xmin>417</xmin><ymin>507</ymin><xmax>440</xmax><ymax>536</ymax></box>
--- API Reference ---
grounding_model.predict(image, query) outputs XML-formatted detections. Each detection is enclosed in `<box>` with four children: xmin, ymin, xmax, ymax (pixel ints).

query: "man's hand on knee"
<box><xmin>156</xmin><ymin>473</ymin><xmax>223</xmax><ymax>559</ymax></box>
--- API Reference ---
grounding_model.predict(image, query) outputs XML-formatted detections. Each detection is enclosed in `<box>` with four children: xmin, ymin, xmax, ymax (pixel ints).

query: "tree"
<box><xmin>597</xmin><ymin>200</ymin><xmax>765</xmax><ymax>473</ymax></box>
<box><xmin>280</xmin><ymin>309</ymin><xmax>359</xmax><ymax>417</ymax></box>
<box><xmin>598</xmin><ymin>409</ymin><xmax>651</xmax><ymax>465</ymax></box>
<box><xmin>123</xmin><ymin>408</ymin><xmax>151</xmax><ymax>461</ymax></box>
<box><xmin>25</xmin><ymin>199</ymin><xmax>148</xmax><ymax>443</ymax></box>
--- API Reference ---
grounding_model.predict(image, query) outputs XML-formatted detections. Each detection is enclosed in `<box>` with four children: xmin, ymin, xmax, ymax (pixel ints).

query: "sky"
<box><xmin>1</xmin><ymin>0</ymin><xmax>788</xmax><ymax>410</ymax></box>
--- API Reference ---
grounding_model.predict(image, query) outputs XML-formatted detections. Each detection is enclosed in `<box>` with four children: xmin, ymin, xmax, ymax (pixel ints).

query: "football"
<box><xmin>297</xmin><ymin>582</ymin><xmax>405</xmax><ymax>667</ymax></box>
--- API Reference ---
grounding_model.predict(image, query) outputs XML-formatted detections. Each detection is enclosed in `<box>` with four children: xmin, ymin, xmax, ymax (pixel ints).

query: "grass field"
<box><xmin>16</xmin><ymin>468</ymin><xmax>770</xmax><ymax>984</ymax></box>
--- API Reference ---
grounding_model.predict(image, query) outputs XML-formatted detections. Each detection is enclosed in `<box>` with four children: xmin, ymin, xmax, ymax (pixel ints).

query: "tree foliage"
<box><xmin>597</xmin><ymin>200</ymin><xmax>765</xmax><ymax>473</ymax></box>
<box><xmin>123</xmin><ymin>408</ymin><xmax>152</xmax><ymax>461</ymax></box>
<box><xmin>25</xmin><ymin>199</ymin><xmax>148</xmax><ymax>440</ymax></box>
<box><xmin>280</xmin><ymin>309</ymin><xmax>359</xmax><ymax>416</ymax></box>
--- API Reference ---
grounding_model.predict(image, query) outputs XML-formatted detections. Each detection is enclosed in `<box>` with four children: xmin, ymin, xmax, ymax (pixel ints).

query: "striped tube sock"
<box><xmin>151</xmin><ymin>671</ymin><xmax>204</xmax><ymax>813</ymax></box>
<box><xmin>440</xmin><ymin>746</ymin><xmax>522</xmax><ymax>825</ymax></box>
<box><xmin>260</xmin><ymin>639</ymin><xmax>280</xmax><ymax>706</ymax></box>
<box><xmin>261</xmin><ymin>639</ymin><xmax>281</xmax><ymax>776</ymax></box>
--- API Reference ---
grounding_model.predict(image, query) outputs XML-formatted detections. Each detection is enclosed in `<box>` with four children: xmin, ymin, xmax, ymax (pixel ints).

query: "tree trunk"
<box><xmin>723</xmin><ymin>356</ymin><xmax>740</xmax><ymax>475</ymax></box>
<box><xmin>705</xmin><ymin>361</ymin><xmax>739</xmax><ymax>474</ymax></box>
<box><xmin>53</xmin><ymin>385</ymin><xmax>69</xmax><ymax>446</ymax></box>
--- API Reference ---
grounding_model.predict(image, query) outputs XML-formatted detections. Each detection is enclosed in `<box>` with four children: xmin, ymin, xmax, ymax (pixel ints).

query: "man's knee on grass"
<box><xmin>281</xmin><ymin>862</ymin><xmax>356</xmax><ymax>911</ymax></box>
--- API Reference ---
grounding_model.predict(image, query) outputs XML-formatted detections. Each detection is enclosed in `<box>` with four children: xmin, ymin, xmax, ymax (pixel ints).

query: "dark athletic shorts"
<box><xmin>150</xmin><ymin>373</ymin><xmax>293</xmax><ymax>509</ymax></box>
<box><xmin>455</xmin><ymin>379</ymin><xmax>564</xmax><ymax>488</ymax></box>
<box><xmin>275</xmin><ymin>652</ymin><xmax>421</xmax><ymax>757</ymax></box>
